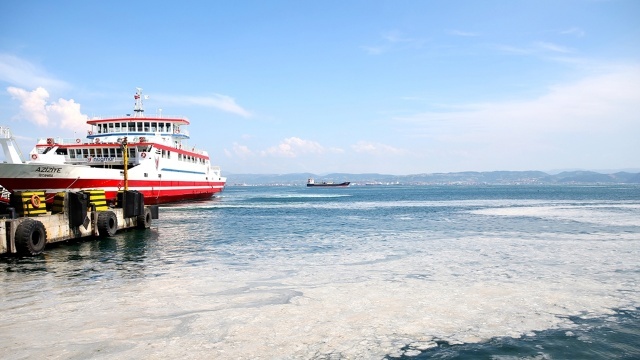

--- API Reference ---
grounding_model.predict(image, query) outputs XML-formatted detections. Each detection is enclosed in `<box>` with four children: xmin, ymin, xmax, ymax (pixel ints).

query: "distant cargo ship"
<box><xmin>306</xmin><ymin>178</ymin><xmax>350</xmax><ymax>187</ymax></box>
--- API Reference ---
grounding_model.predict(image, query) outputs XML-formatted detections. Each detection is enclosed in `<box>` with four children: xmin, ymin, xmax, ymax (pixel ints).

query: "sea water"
<box><xmin>0</xmin><ymin>185</ymin><xmax>638</xmax><ymax>359</ymax></box>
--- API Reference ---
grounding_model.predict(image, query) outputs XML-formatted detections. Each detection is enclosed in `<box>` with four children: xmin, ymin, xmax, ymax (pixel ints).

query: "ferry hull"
<box><xmin>0</xmin><ymin>163</ymin><xmax>225</xmax><ymax>204</ymax></box>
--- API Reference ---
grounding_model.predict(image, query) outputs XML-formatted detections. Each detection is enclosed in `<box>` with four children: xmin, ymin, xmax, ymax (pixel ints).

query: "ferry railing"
<box><xmin>90</xmin><ymin>114</ymin><xmax>189</xmax><ymax>120</ymax></box>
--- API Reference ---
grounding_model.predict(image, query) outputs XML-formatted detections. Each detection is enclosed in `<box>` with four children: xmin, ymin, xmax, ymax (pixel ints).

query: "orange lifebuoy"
<box><xmin>31</xmin><ymin>154</ymin><xmax>37</xmax><ymax>160</ymax></box>
<box><xmin>46</xmin><ymin>138</ymin><xmax>53</xmax><ymax>145</ymax></box>
<box><xmin>141</xmin><ymin>152</ymin><xmax>147</xmax><ymax>158</ymax></box>
<box><xmin>30</xmin><ymin>194</ymin><xmax>41</xmax><ymax>208</ymax></box>
<box><xmin>76</xmin><ymin>138</ymin><xmax>81</xmax><ymax>144</ymax></box>
<box><xmin>174</xmin><ymin>128</ymin><xmax>180</xmax><ymax>134</ymax></box>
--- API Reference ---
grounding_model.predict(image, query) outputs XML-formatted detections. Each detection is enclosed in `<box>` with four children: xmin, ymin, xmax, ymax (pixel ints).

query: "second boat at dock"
<box><xmin>0</xmin><ymin>88</ymin><xmax>226</xmax><ymax>204</ymax></box>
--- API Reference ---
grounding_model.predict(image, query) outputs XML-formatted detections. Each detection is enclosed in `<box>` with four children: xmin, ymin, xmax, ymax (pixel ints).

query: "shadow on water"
<box><xmin>1</xmin><ymin>228</ymin><xmax>159</xmax><ymax>280</ymax></box>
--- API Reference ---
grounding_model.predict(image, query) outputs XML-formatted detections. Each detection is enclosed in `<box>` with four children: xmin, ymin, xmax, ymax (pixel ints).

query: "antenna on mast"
<box><xmin>133</xmin><ymin>87</ymin><xmax>144</xmax><ymax>117</ymax></box>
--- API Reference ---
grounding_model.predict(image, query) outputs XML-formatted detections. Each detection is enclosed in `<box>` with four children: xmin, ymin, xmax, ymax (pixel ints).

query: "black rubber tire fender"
<box><xmin>15</xmin><ymin>218</ymin><xmax>47</xmax><ymax>255</ymax></box>
<box><xmin>136</xmin><ymin>207</ymin><xmax>152</xmax><ymax>229</ymax></box>
<box><xmin>97</xmin><ymin>211</ymin><xmax>117</xmax><ymax>237</ymax></box>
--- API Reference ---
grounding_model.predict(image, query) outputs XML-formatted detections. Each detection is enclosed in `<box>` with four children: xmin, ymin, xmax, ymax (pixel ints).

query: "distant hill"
<box><xmin>225</xmin><ymin>171</ymin><xmax>640</xmax><ymax>186</ymax></box>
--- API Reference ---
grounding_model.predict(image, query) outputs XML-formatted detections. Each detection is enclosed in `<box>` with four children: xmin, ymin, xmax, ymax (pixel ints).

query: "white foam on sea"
<box><xmin>1</xmin><ymin>200</ymin><xmax>639</xmax><ymax>359</ymax></box>
<box><xmin>471</xmin><ymin>204</ymin><xmax>640</xmax><ymax>227</ymax></box>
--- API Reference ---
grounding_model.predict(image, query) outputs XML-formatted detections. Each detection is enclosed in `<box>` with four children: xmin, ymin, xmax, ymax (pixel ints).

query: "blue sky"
<box><xmin>1</xmin><ymin>0</ymin><xmax>639</xmax><ymax>175</ymax></box>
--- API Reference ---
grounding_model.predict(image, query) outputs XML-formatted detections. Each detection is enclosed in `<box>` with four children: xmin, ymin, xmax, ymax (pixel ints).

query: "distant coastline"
<box><xmin>226</xmin><ymin>170</ymin><xmax>640</xmax><ymax>186</ymax></box>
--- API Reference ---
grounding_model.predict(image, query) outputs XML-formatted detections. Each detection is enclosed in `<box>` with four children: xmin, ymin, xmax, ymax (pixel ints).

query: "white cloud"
<box><xmin>7</xmin><ymin>86</ymin><xmax>88</xmax><ymax>130</ymax></box>
<box><xmin>261</xmin><ymin>137</ymin><xmax>326</xmax><ymax>158</ymax></box>
<box><xmin>48</xmin><ymin>98</ymin><xmax>88</xmax><ymax>131</ymax></box>
<box><xmin>351</xmin><ymin>141</ymin><xmax>406</xmax><ymax>155</ymax></box>
<box><xmin>7</xmin><ymin>87</ymin><xmax>50</xmax><ymax>126</ymax></box>
<box><xmin>225</xmin><ymin>142</ymin><xmax>254</xmax><ymax>159</ymax></box>
<box><xmin>0</xmin><ymin>53</ymin><xmax>68</xmax><ymax>90</ymax></box>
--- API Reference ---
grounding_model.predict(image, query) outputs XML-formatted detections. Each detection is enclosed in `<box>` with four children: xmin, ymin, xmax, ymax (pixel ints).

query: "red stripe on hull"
<box><xmin>0</xmin><ymin>177</ymin><xmax>225</xmax><ymax>204</ymax></box>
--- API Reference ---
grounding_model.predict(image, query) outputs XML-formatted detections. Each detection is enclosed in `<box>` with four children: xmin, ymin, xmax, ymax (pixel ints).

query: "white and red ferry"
<box><xmin>0</xmin><ymin>88</ymin><xmax>226</xmax><ymax>204</ymax></box>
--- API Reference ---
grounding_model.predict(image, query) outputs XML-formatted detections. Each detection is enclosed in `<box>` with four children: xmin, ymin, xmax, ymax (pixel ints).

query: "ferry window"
<box><xmin>109</xmin><ymin>123</ymin><xmax>114</xmax><ymax>133</ymax></box>
<box><xmin>110</xmin><ymin>148</ymin><xmax>116</xmax><ymax>157</ymax></box>
<box><xmin>159</xmin><ymin>123</ymin><xmax>165</xmax><ymax>132</ymax></box>
<box><xmin>69</xmin><ymin>150</ymin><xmax>75</xmax><ymax>159</ymax></box>
<box><xmin>116</xmin><ymin>148</ymin><xmax>122</xmax><ymax>157</ymax></box>
<box><xmin>166</xmin><ymin>123</ymin><xmax>171</xmax><ymax>132</ymax></box>
<box><xmin>128</xmin><ymin>122</ymin><xmax>135</xmax><ymax>131</ymax></box>
<box><xmin>136</xmin><ymin>122</ymin><xmax>143</xmax><ymax>131</ymax></box>
<box><xmin>121</xmin><ymin>122</ymin><xmax>126</xmax><ymax>130</ymax></box>
<box><xmin>114</xmin><ymin>123</ymin><xmax>120</xmax><ymax>132</ymax></box>
<box><xmin>144</xmin><ymin>173</ymin><xmax>148</xmax><ymax>178</ymax></box>
<box><xmin>83</xmin><ymin>149</ymin><xmax>89</xmax><ymax>158</ymax></box>
<box><xmin>96</xmin><ymin>148</ymin><xmax>103</xmax><ymax>156</ymax></box>
<box><xmin>144</xmin><ymin>122</ymin><xmax>150</xmax><ymax>132</ymax></box>
<box><xmin>151</xmin><ymin>122</ymin><xmax>157</xmax><ymax>132</ymax></box>
<box><xmin>128</xmin><ymin>148</ymin><xmax>135</xmax><ymax>158</ymax></box>
<box><xmin>89</xmin><ymin>148</ymin><xmax>95</xmax><ymax>157</ymax></box>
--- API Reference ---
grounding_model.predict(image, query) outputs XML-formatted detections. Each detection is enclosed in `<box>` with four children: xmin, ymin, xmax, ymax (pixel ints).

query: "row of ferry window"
<box><xmin>95</xmin><ymin>122</ymin><xmax>179</xmax><ymax>134</ymax></box>
<box><xmin>65</xmin><ymin>147</ymin><xmax>205</xmax><ymax>164</ymax></box>
<box><xmin>67</xmin><ymin>147</ymin><xmax>147</xmax><ymax>159</ymax></box>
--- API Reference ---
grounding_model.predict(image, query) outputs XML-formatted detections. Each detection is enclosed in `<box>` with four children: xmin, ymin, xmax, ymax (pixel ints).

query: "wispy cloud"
<box><xmin>494</xmin><ymin>41</ymin><xmax>573</xmax><ymax>56</ymax></box>
<box><xmin>7</xmin><ymin>86</ymin><xmax>88</xmax><ymax>131</ymax></box>
<box><xmin>0</xmin><ymin>53</ymin><xmax>68</xmax><ymax>90</ymax></box>
<box><xmin>362</xmin><ymin>30</ymin><xmax>425</xmax><ymax>55</ymax></box>
<box><xmin>394</xmin><ymin>65</ymin><xmax>640</xmax><ymax>166</ymax></box>
<box><xmin>535</xmin><ymin>41</ymin><xmax>572</xmax><ymax>54</ymax></box>
<box><xmin>561</xmin><ymin>27</ymin><xmax>586</xmax><ymax>37</ymax></box>
<box><xmin>224</xmin><ymin>142</ymin><xmax>254</xmax><ymax>159</ymax></box>
<box><xmin>351</xmin><ymin>141</ymin><xmax>406</xmax><ymax>155</ymax></box>
<box><xmin>448</xmin><ymin>30</ymin><xmax>479</xmax><ymax>37</ymax></box>
<box><xmin>161</xmin><ymin>93</ymin><xmax>252</xmax><ymax>118</ymax></box>
<box><xmin>261</xmin><ymin>137</ymin><xmax>338</xmax><ymax>158</ymax></box>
